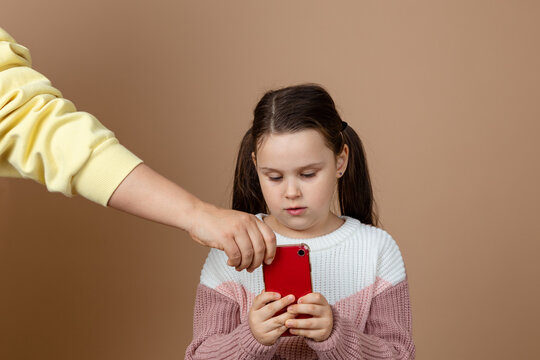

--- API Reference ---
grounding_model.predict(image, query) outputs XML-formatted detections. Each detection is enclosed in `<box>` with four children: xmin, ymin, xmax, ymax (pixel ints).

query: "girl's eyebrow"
<box><xmin>259</xmin><ymin>162</ymin><xmax>324</xmax><ymax>172</ymax></box>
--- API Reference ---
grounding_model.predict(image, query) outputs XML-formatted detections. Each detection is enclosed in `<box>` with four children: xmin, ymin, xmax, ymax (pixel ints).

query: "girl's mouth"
<box><xmin>286</xmin><ymin>207</ymin><xmax>306</xmax><ymax>216</ymax></box>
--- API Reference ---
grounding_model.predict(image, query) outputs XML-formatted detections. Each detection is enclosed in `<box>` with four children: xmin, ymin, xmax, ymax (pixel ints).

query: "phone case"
<box><xmin>262</xmin><ymin>243</ymin><xmax>312</xmax><ymax>336</ymax></box>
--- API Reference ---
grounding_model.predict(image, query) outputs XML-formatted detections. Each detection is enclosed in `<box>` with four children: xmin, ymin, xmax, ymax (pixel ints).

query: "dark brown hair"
<box><xmin>232</xmin><ymin>84</ymin><xmax>378</xmax><ymax>226</ymax></box>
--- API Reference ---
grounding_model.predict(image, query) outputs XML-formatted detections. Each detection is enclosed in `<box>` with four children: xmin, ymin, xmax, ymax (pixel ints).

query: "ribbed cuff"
<box><xmin>72</xmin><ymin>141</ymin><xmax>142</xmax><ymax>206</ymax></box>
<box><xmin>234</xmin><ymin>320</ymin><xmax>279</xmax><ymax>359</ymax></box>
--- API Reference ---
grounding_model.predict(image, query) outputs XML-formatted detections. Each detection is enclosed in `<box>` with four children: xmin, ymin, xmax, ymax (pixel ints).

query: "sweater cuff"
<box><xmin>305</xmin><ymin>306</ymin><xmax>346</xmax><ymax>353</ymax></box>
<box><xmin>72</xmin><ymin>141</ymin><xmax>142</xmax><ymax>206</ymax></box>
<box><xmin>234</xmin><ymin>320</ymin><xmax>279</xmax><ymax>359</ymax></box>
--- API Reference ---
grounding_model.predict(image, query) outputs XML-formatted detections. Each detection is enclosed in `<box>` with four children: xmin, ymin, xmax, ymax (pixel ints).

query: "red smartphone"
<box><xmin>262</xmin><ymin>243</ymin><xmax>312</xmax><ymax>336</ymax></box>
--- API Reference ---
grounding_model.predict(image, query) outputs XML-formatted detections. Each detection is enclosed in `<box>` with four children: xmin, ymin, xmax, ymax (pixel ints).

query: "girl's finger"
<box><xmin>285</xmin><ymin>317</ymin><xmax>327</xmax><ymax>330</ymax></box>
<box><xmin>262</xmin><ymin>294</ymin><xmax>295</xmax><ymax>318</ymax></box>
<box><xmin>260</xmin><ymin>311</ymin><xmax>296</xmax><ymax>334</ymax></box>
<box><xmin>266</xmin><ymin>324</ymin><xmax>290</xmax><ymax>340</ymax></box>
<box><xmin>287</xmin><ymin>303</ymin><xmax>324</xmax><ymax>317</ymax></box>
<box><xmin>252</xmin><ymin>291</ymin><xmax>281</xmax><ymax>311</ymax></box>
<box><xmin>288</xmin><ymin>328</ymin><xmax>323</xmax><ymax>339</ymax></box>
<box><xmin>298</xmin><ymin>292</ymin><xmax>328</xmax><ymax>305</ymax></box>
<box><xmin>271</xmin><ymin>310</ymin><xmax>297</xmax><ymax>325</ymax></box>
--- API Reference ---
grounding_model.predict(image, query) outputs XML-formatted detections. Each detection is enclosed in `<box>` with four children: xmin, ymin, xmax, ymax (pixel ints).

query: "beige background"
<box><xmin>1</xmin><ymin>1</ymin><xmax>540</xmax><ymax>359</ymax></box>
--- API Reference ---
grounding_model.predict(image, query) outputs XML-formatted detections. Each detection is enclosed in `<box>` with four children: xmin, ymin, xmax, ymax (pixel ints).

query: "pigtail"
<box><xmin>338</xmin><ymin>126</ymin><xmax>379</xmax><ymax>226</ymax></box>
<box><xmin>232</xmin><ymin>128</ymin><xmax>266</xmax><ymax>214</ymax></box>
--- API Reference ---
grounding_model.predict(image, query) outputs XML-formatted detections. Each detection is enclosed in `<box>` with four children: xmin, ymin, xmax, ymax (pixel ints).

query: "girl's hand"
<box><xmin>249</xmin><ymin>292</ymin><xmax>296</xmax><ymax>345</ymax></box>
<box><xmin>285</xmin><ymin>292</ymin><xmax>333</xmax><ymax>342</ymax></box>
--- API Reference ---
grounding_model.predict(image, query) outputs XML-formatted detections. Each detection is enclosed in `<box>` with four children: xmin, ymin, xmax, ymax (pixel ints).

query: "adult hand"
<box><xmin>249</xmin><ymin>291</ymin><xmax>296</xmax><ymax>346</ymax></box>
<box><xmin>109</xmin><ymin>164</ymin><xmax>276</xmax><ymax>272</ymax></box>
<box><xmin>285</xmin><ymin>292</ymin><xmax>333</xmax><ymax>342</ymax></box>
<box><xmin>188</xmin><ymin>202</ymin><xmax>276</xmax><ymax>272</ymax></box>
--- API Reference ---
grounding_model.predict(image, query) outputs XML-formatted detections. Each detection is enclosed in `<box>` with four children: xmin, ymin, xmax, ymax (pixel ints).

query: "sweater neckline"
<box><xmin>256</xmin><ymin>213</ymin><xmax>359</xmax><ymax>251</ymax></box>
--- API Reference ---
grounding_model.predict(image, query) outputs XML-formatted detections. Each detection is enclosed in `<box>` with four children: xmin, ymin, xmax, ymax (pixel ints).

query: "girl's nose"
<box><xmin>284</xmin><ymin>179</ymin><xmax>301</xmax><ymax>199</ymax></box>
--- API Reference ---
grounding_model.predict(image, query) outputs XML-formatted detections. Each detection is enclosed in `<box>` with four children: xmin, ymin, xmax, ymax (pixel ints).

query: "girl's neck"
<box><xmin>263</xmin><ymin>212</ymin><xmax>344</xmax><ymax>239</ymax></box>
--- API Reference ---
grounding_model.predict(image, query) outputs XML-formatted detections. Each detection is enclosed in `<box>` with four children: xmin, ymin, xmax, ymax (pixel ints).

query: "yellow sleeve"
<box><xmin>0</xmin><ymin>28</ymin><xmax>143</xmax><ymax>206</ymax></box>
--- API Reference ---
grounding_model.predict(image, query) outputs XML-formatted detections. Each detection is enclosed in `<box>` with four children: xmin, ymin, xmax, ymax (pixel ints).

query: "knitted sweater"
<box><xmin>186</xmin><ymin>215</ymin><xmax>415</xmax><ymax>359</ymax></box>
<box><xmin>0</xmin><ymin>28</ymin><xmax>142</xmax><ymax>205</ymax></box>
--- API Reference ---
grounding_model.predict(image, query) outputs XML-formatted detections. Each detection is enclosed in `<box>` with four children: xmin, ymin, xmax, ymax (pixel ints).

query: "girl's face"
<box><xmin>253</xmin><ymin>129</ymin><xmax>348</xmax><ymax>238</ymax></box>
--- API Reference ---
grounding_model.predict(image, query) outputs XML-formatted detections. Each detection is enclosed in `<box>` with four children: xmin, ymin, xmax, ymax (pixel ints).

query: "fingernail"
<box><xmin>265</xmin><ymin>257</ymin><xmax>274</xmax><ymax>265</ymax></box>
<box><xmin>288</xmin><ymin>295</ymin><xmax>294</xmax><ymax>301</ymax></box>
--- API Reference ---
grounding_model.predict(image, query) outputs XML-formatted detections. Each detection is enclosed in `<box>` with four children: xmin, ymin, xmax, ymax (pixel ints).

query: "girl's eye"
<box><xmin>301</xmin><ymin>172</ymin><xmax>316</xmax><ymax>178</ymax></box>
<box><xmin>269</xmin><ymin>176</ymin><xmax>282</xmax><ymax>181</ymax></box>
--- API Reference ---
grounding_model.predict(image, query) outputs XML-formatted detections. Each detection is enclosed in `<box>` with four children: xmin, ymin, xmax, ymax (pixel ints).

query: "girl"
<box><xmin>186</xmin><ymin>84</ymin><xmax>415</xmax><ymax>359</ymax></box>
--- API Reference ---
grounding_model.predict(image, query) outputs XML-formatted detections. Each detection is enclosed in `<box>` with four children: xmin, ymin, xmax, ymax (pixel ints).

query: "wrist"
<box><xmin>173</xmin><ymin>191</ymin><xmax>206</xmax><ymax>233</ymax></box>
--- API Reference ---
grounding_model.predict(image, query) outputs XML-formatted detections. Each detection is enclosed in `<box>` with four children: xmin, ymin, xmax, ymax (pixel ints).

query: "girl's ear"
<box><xmin>251</xmin><ymin>152</ymin><xmax>257</xmax><ymax>167</ymax></box>
<box><xmin>336</xmin><ymin>144</ymin><xmax>349</xmax><ymax>178</ymax></box>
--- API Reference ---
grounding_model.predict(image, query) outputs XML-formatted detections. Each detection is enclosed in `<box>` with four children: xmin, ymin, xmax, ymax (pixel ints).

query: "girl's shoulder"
<box><xmin>199</xmin><ymin>248</ymin><xmax>241</xmax><ymax>289</ymax></box>
<box><xmin>344</xmin><ymin>217</ymin><xmax>401</xmax><ymax>249</ymax></box>
<box><xmin>345</xmin><ymin>217</ymin><xmax>407</xmax><ymax>284</ymax></box>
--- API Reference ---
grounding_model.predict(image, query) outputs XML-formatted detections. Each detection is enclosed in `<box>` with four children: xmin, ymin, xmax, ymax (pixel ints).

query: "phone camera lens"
<box><xmin>298</xmin><ymin>249</ymin><xmax>305</xmax><ymax>256</ymax></box>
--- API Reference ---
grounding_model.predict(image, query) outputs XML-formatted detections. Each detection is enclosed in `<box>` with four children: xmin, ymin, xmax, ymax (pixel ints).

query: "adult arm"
<box><xmin>108</xmin><ymin>164</ymin><xmax>276</xmax><ymax>270</ymax></box>
<box><xmin>0</xmin><ymin>28</ymin><xmax>275</xmax><ymax>270</ymax></box>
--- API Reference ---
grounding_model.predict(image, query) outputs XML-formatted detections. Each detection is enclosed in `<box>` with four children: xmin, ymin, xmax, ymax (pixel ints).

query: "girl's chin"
<box><xmin>274</xmin><ymin>217</ymin><xmax>317</xmax><ymax>234</ymax></box>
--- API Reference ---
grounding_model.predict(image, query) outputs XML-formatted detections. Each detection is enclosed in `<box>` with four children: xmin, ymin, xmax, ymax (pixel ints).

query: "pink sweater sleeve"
<box><xmin>305</xmin><ymin>280</ymin><xmax>415</xmax><ymax>359</ymax></box>
<box><xmin>185</xmin><ymin>284</ymin><xmax>279</xmax><ymax>360</ymax></box>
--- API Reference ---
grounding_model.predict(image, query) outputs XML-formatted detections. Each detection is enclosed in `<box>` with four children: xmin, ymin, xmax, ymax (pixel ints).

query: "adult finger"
<box><xmin>220</xmin><ymin>236</ymin><xmax>242</xmax><ymax>268</ymax></box>
<box><xmin>232</xmin><ymin>229</ymin><xmax>255</xmax><ymax>271</ymax></box>
<box><xmin>255</xmin><ymin>218</ymin><xmax>276</xmax><ymax>265</ymax></box>
<box><xmin>246</xmin><ymin>221</ymin><xmax>266</xmax><ymax>272</ymax></box>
